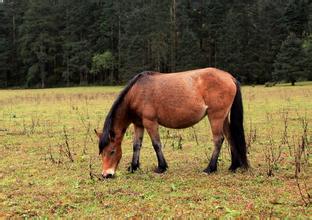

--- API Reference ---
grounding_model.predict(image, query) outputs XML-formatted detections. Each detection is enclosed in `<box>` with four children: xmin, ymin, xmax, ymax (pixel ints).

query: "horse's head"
<box><xmin>95</xmin><ymin>129</ymin><xmax>122</xmax><ymax>178</ymax></box>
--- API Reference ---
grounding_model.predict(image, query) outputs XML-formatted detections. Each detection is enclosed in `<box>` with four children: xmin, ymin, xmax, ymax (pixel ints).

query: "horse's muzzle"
<box><xmin>102</xmin><ymin>173</ymin><xmax>114</xmax><ymax>179</ymax></box>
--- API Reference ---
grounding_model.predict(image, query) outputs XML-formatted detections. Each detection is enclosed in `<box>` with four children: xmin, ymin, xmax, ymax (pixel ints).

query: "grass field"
<box><xmin>0</xmin><ymin>83</ymin><xmax>311</xmax><ymax>218</ymax></box>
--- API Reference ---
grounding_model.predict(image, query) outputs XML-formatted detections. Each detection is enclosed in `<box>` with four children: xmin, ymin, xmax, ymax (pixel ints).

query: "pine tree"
<box><xmin>19</xmin><ymin>0</ymin><xmax>60</xmax><ymax>87</ymax></box>
<box><xmin>302</xmin><ymin>34</ymin><xmax>312</xmax><ymax>80</ymax></box>
<box><xmin>217</xmin><ymin>2</ymin><xmax>253</xmax><ymax>82</ymax></box>
<box><xmin>0</xmin><ymin>2</ymin><xmax>9</xmax><ymax>87</ymax></box>
<box><xmin>273</xmin><ymin>33</ymin><xmax>305</xmax><ymax>85</ymax></box>
<box><xmin>247</xmin><ymin>0</ymin><xmax>288</xmax><ymax>83</ymax></box>
<box><xmin>0</xmin><ymin>0</ymin><xmax>27</xmax><ymax>86</ymax></box>
<box><xmin>284</xmin><ymin>0</ymin><xmax>309</xmax><ymax>37</ymax></box>
<box><xmin>175</xmin><ymin>0</ymin><xmax>202</xmax><ymax>71</ymax></box>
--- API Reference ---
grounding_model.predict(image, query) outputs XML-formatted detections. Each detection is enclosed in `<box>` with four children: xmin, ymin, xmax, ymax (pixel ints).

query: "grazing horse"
<box><xmin>95</xmin><ymin>68</ymin><xmax>249</xmax><ymax>178</ymax></box>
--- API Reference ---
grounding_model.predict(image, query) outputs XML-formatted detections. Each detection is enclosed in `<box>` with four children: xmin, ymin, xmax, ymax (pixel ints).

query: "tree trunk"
<box><xmin>170</xmin><ymin>0</ymin><xmax>177</xmax><ymax>72</ymax></box>
<box><xmin>117</xmin><ymin>0</ymin><xmax>121</xmax><ymax>83</ymax></box>
<box><xmin>85</xmin><ymin>70</ymin><xmax>88</xmax><ymax>84</ymax></box>
<box><xmin>214</xmin><ymin>40</ymin><xmax>217</xmax><ymax>67</ymax></box>
<box><xmin>40</xmin><ymin>63</ymin><xmax>45</xmax><ymax>88</ymax></box>
<box><xmin>79</xmin><ymin>71</ymin><xmax>83</xmax><ymax>85</ymax></box>
<box><xmin>66</xmin><ymin>55</ymin><xmax>70</xmax><ymax>86</ymax></box>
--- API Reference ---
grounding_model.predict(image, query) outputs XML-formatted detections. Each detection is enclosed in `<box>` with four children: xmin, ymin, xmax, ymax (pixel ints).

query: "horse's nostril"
<box><xmin>102</xmin><ymin>173</ymin><xmax>114</xmax><ymax>179</ymax></box>
<box><xmin>106</xmin><ymin>173</ymin><xmax>113</xmax><ymax>178</ymax></box>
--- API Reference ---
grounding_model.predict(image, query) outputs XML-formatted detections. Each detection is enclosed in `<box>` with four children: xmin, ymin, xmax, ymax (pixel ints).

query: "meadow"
<box><xmin>0</xmin><ymin>83</ymin><xmax>311</xmax><ymax>218</ymax></box>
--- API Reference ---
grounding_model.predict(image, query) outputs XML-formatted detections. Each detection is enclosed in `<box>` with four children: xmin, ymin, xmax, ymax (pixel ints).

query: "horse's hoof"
<box><xmin>203</xmin><ymin>167</ymin><xmax>217</xmax><ymax>174</ymax></box>
<box><xmin>154</xmin><ymin>166</ymin><xmax>167</xmax><ymax>174</ymax></box>
<box><xmin>128</xmin><ymin>164</ymin><xmax>139</xmax><ymax>173</ymax></box>
<box><xmin>228</xmin><ymin>166</ymin><xmax>237</xmax><ymax>172</ymax></box>
<box><xmin>229</xmin><ymin>163</ymin><xmax>240</xmax><ymax>172</ymax></box>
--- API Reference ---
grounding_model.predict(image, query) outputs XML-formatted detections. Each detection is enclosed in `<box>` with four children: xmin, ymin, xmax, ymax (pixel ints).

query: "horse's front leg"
<box><xmin>143</xmin><ymin>119</ymin><xmax>168</xmax><ymax>173</ymax></box>
<box><xmin>128</xmin><ymin>125</ymin><xmax>144</xmax><ymax>173</ymax></box>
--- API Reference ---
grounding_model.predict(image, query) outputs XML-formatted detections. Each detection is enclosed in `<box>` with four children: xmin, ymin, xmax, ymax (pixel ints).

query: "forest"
<box><xmin>0</xmin><ymin>0</ymin><xmax>311</xmax><ymax>88</ymax></box>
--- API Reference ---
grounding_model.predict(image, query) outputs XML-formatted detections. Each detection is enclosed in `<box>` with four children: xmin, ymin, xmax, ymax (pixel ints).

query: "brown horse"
<box><xmin>95</xmin><ymin>67</ymin><xmax>249</xmax><ymax>178</ymax></box>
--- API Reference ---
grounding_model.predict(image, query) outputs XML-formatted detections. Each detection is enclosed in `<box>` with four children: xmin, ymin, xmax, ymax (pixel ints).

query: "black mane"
<box><xmin>99</xmin><ymin>71</ymin><xmax>156</xmax><ymax>154</ymax></box>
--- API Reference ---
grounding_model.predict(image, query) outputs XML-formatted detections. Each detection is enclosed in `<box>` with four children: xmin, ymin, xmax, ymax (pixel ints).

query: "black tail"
<box><xmin>229</xmin><ymin>80</ymin><xmax>249</xmax><ymax>171</ymax></box>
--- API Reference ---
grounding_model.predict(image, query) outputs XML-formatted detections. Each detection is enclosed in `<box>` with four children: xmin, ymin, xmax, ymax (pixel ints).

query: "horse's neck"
<box><xmin>112</xmin><ymin>100</ymin><xmax>130</xmax><ymax>143</ymax></box>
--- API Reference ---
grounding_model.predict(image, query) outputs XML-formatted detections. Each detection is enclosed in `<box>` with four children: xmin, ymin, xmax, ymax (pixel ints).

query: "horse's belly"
<box><xmin>157</xmin><ymin>105</ymin><xmax>207</xmax><ymax>129</ymax></box>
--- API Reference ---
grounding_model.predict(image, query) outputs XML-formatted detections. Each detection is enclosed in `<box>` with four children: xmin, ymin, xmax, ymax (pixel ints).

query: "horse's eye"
<box><xmin>110</xmin><ymin>149</ymin><xmax>116</xmax><ymax>156</ymax></box>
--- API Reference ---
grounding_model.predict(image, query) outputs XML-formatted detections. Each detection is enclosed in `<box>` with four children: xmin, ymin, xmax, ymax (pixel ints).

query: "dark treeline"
<box><xmin>0</xmin><ymin>0</ymin><xmax>311</xmax><ymax>88</ymax></box>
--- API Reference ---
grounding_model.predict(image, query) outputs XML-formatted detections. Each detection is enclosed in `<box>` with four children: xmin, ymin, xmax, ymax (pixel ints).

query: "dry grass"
<box><xmin>0</xmin><ymin>83</ymin><xmax>311</xmax><ymax>218</ymax></box>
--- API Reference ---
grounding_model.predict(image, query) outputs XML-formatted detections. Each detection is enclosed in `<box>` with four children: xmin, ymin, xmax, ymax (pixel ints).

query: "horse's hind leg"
<box><xmin>223</xmin><ymin>117</ymin><xmax>241</xmax><ymax>171</ymax></box>
<box><xmin>143</xmin><ymin>119</ymin><xmax>168</xmax><ymax>173</ymax></box>
<box><xmin>204</xmin><ymin>113</ymin><xmax>226</xmax><ymax>174</ymax></box>
<box><xmin>128</xmin><ymin>125</ymin><xmax>144</xmax><ymax>173</ymax></box>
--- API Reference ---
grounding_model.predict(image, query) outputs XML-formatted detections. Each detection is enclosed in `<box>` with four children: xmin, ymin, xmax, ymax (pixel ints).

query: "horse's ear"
<box><xmin>94</xmin><ymin>129</ymin><xmax>103</xmax><ymax>139</ymax></box>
